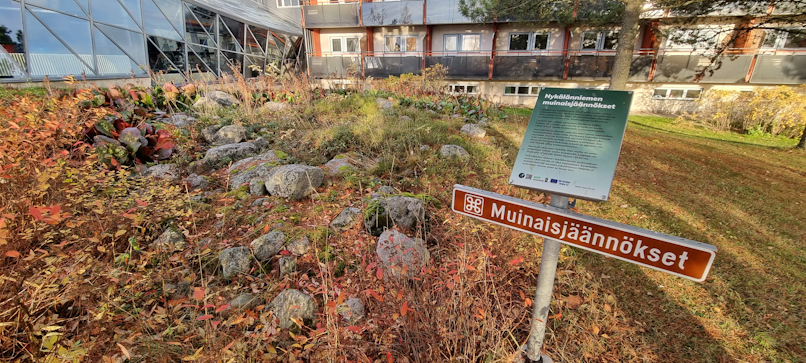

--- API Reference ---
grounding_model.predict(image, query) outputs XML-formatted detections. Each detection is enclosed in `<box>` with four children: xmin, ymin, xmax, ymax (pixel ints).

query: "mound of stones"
<box><xmin>364</xmin><ymin>195</ymin><xmax>426</xmax><ymax>236</ymax></box>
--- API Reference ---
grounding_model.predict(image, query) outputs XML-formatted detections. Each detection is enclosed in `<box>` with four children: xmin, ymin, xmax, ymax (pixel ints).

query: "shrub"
<box><xmin>691</xmin><ymin>86</ymin><xmax>806</xmax><ymax>138</ymax></box>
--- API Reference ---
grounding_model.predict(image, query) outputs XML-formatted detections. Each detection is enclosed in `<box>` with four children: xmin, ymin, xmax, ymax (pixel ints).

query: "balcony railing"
<box><xmin>425</xmin><ymin>0</ymin><xmax>474</xmax><ymax>24</ymax></box>
<box><xmin>309</xmin><ymin>54</ymin><xmax>360</xmax><ymax>78</ymax></box>
<box><xmin>749</xmin><ymin>53</ymin><xmax>806</xmax><ymax>84</ymax></box>
<box><xmin>364</xmin><ymin>53</ymin><xmax>423</xmax><ymax>78</ymax></box>
<box><xmin>492</xmin><ymin>51</ymin><xmax>565</xmax><ymax>79</ymax></box>
<box><xmin>653</xmin><ymin>51</ymin><xmax>754</xmax><ymax>83</ymax></box>
<box><xmin>303</xmin><ymin>0</ymin><xmax>360</xmax><ymax>28</ymax></box>
<box><xmin>425</xmin><ymin>52</ymin><xmax>491</xmax><ymax>79</ymax></box>
<box><xmin>362</xmin><ymin>0</ymin><xmax>424</xmax><ymax>26</ymax></box>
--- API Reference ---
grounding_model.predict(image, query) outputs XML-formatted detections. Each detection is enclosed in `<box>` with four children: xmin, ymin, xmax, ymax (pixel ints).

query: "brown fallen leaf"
<box><xmin>589</xmin><ymin>325</ymin><xmax>600</xmax><ymax>335</ymax></box>
<box><xmin>563</xmin><ymin>295</ymin><xmax>584</xmax><ymax>310</ymax></box>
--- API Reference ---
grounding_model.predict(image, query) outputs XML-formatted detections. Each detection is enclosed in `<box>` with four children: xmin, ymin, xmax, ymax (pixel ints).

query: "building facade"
<box><xmin>0</xmin><ymin>0</ymin><xmax>303</xmax><ymax>84</ymax></box>
<box><xmin>300</xmin><ymin>0</ymin><xmax>805</xmax><ymax>110</ymax></box>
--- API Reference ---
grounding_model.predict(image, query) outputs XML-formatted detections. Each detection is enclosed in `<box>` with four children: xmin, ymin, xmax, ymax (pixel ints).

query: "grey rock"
<box><xmin>201</xmin><ymin>125</ymin><xmax>222</xmax><ymax>144</ymax></box>
<box><xmin>251</xmin><ymin>231</ymin><xmax>285</xmax><ymax>261</ymax></box>
<box><xmin>265</xmin><ymin>164</ymin><xmax>324</xmax><ymax>200</ymax></box>
<box><xmin>253</xmin><ymin>136</ymin><xmax>271</xmax><ymax>150</ymax></box>
<box><xmin>400</xmin><ymin>116</ymin><xmax>412</xmax><ymax>122</ymax></box>
<box><xmin>204</xmin><ymin>142</ymin><xmax>258</xmax><ymax>162</ymax></box>
<box><xmin>262</xmin><ymin>101</ymin><xmax>289</xmax><ymax>112</ymax></box>
<box><xmin>190</xmin><ymin>195</ymin><xmax>209</xmax><ymax>204</ymax></box>
<box><xmin>267</xmin><ymin>289</ymin><xmax>317</xmax><ymax>329</ymax></box>
<box><xmin>167</xmin><ymin>113</ymin><xmax>197</xmax><ymax>127</ymax></box>
<box><xmin>186</xmin><ymin>173</ymin><xmax>209</xmax><ymax>190</ymax></box>
<box><xmin>460</xmin><ymin>123</ymin><xmax>486</xmax><ymax>138</ymax></box>
<box><xmin>230</xmin><ymin>293</ymin><xmax>259</xmax><ymax>311</ymax></box>
<box><xmin>364</xmin><ymin>196</ymin><xmax>426</xmax><ymax>236</ymax></box>
<box><xmin>193</xmin><ymin>97</ymin><xmax>220</xmax><ymax>111</ymax></box>
<box><xmin>330</xmin><ymin>207</ymin><xmax>361</xmax><ymax>231</ymax></box>
<box><xmin>143</xmin><ymin>164</ymin><xmax>180</xmax><ymax>182</ymax></box>
<box><xmin>213</xmin><ymin>125</ymin><xmax>247</xmax><ymax>146</ymax></box>
<box><xmin>153</xmin><ymin>227</ymin><xmax>185</xmax><ymax>252</ymax></box>
<box><xmin>377</xmin><ymin>186</ymin><xmax>396</xmax><ymax>195</ymax></box>
<box><xmin>279</xmin><ymin>256</ymin><xmax>297</xmax><ymax>277</ymax></box>
<box><xmin>230</xmin><ymin>164</ymin><xmax>273</xmax><ymax>191</ymax></box>
<box><xmin>229</xmin><ymin>150</ymin><xmax>281</xmax><ymax>174</ymax></box>
<box><xmin>376</xmin><ymin>229</ymin><xmax>430</xmax><ymax>278</ymax></box>
<box><xmin>339</xmin><ymin>298</ymin><xmax>365</xmax><ymax>324</ymax></box>
<box><xmin>376</xmin><ymin>98</ymin><xmax>393</xmax><ymax>110</ymax></box>
<box><xmin>478</xmin><ymin>120</ymin><xmax>489</xmax><ymax>127</ymax></box>
<box><xmin>439</xmin><ymin>145</ymin><xmax>470</xmax><ymax>160</ymax></box>
<box><xmin>287</xmin><ymin>236</ymin><xmax>311</xmax><ymax>256</ymax></box>
<box><xmin>206</xmin><ymin>90</ymin><xmax>239</xmax><ymax>107</ymax></box>
<box><xmin>323</xmin><ymin>157</ymin><xmax>355</xmax><ymax>176</ymax></box>
<box><xmin>419</xmin><ymin>145</ymin><xmax>430</xmax><ymax>152</ymax></box>
<box><xmin>249</xmin><ymin>177</ymin><xmax>269</xmax><ymax>195</ymax></box>
<box><xmin>252</xmin><ymin>198</ymin><xmax>270</xmax><ymax>207</ymax></box>
<box><xmin>220</xmin><ymin>247</ymin><xmax>252</xmax><ymax>279</ymax></box>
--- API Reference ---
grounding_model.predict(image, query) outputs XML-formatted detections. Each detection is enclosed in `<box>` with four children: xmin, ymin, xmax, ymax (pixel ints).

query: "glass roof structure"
<box><xmin>0</xmin><ymin>0</ymin><xmax>302</xmax><ymax>82</ymax></box>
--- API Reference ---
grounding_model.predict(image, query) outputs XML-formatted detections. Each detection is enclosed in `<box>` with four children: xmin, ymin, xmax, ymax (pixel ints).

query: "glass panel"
<box><xmin>466</xmin><ymin>85</ymin><xmax>476</xmax><ymax>93</ymax></box>
<box><xmin>25</xmin><ymin>9</ymin><xmax>94</xmax><ymax>76</ymax></box>
<box><xmin>184</xmin><ymin>5</ymin><xmax>216</xmax><ymax>46</ymax></box>
<box><xmin>331</xmin><ymin>38</ymin><xmax>342</xmax><ymax>52</ymax></box>
<box><xmin>669</xmin><ymin>89</ymin><xmax>684</xmax><ymax>98</ymax></box>
<box><xmin>246</xmin><ymin>26</ymin><xmax>265</xmax><ymax>55</ymax></box>
<box><xmin>504</xmin><ymin>86</ymin><xmax>516</xmax><ymax>94</ymax></box>
<box><xmin>75</xmin><ymin>0</ymin><xmax>88</xmax><ymax>13</ymax></box>
<box><xmin>534</xmin><ymin>32</ymin><xmax>549</xmax><ymax>50</ymax></box>
<box><xmin>91</xmin><ymin>0</ymin><xmax>138</xmax><ymax>30</ymax></box>
<box><xmin>346</xmin><ymin>37</ymin><xmax>359</xmax><ymax>52</ymax></box>
<box><xmin>96</xmin><ymin>24</ymin><xmax>146</xmax><ymax>66</ymax></box>
<box><xmin>186</xmin><ymin>4</ymin><xmax>215</xmax><ymax>36</ymax></box>
<box><xmin>266</xmin><ymin>35</ymin><xmax>282</xmax><ymax>58</ymax></box>
<box><xmin>153</xmin><ymin>0</ymin><xmax>183</xmax><ymax>33</ymax></box>
<box><xmin>653</xmin><ymin>89</ymin><xmax>667</xmax><ymax>98</ymax></box>
<box><xmin>147</xmin><ymin>36</ymin><xmax>185</xmax><ymax>74</ymax></box>
<box><xmin>94</xmin><ymin>27</ymin><xmax>144</xmax><ymax>75</ymax></box>
<box><xmin>784</xmin><ymin>31</ymin><xmax>806</xmax><ymax>48</ymax></box>
<box><xmin>445</xmin><ymin>35</ymin><xmax>457</xmax><ymax>51</ymax></box>
<box><xmin>29</xmin><ymin>7</ymin><xmax>93</xmax><ymax>56</ymax></box>
<box><xmin>509</xmin><ymin>33</ymin><xmax>529</xmax><ymax>50</ymax></box>
<box><xmin>26</xmin><ymin>0</ymin><xmax>87</xmax><ymax>19</ymax></box>
<box><xmin>245</xmin><ymin>55</ymin><xmax>265</xmax><ymax>77</ymax></box>
<box><xmin>0</xmin><ymin>0</ymin><xmax>25</xmax><ymax>78</ymax></box>
<box><xmin>685</xmin><ymin>89</ymin><xmax>701</xmax><ymax>99</ymax></box>
<box><xmin>187</xmin><ymin>44</ymin><xmax>216</xmax><ymax>75</ymax></box>
<box><xmin>406</xmin><ymin>36</ymin><xmax>416</xmax><ymax>51</ymax></box>
<box><xmin>462</xmin><ymin>34</ymin><xmax>480</xmax><ymax>51</ymax></box>
<box><xmin>385</xmin><ymin>36</ymin><xmax>399</xmax><ymax>52</ymax></box>
<box><xmin>581</xmin><ymin>31</ymin><xmax>599</xmax><ymax>49</ymax></box>
<box><xmin>530</xmin><ymin>87</ymin><xmax>540</xmax><ymax>94</ymax></box>
<box><xmin>120</xmin><ymin>0</ymin><xmax>142</xmax><ymax>26</ymax></box>
<box><xmin>219</xmin><ymin>51</ymin><xmax>242</xmax><ymax>75</ymax></box>
<box><xmin>762</xmin><ymin>30</ymin><xmax>780</xmax><ymax>48</ymax></box>
<box><xmin>218</xmin><ymin>16</ymin><xmax>244</xmax><ymax>52</ymax></box>
<box><xmin>144</xmin><ymin>0</ymin><xmax>181</xmax><ymax>40</ymax></box>
<box><xmin>517</xmin><ymin>86</ymin><xmax>529</xmax><ymax>95</ymax></box>
<box><xmin>602</xmin><ymin>31</ymin><xmax>619</xmax><ymax>50</ymax></box>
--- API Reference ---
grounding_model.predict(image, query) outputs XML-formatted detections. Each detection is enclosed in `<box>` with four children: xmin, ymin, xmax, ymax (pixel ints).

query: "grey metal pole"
<box><xmin>523</xmin><ymin>194</ymin><xmax>568</xmax><ymax>362</ymax></box>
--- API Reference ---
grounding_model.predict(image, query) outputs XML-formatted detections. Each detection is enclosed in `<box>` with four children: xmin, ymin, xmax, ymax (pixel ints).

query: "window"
<box><xmin>580</xmin><ymin>30</ymin><xmax>619</xmax><ymax>50</ymax></box>
<box><xmin>384</xmin><ymin>35</ymin><xmax>417</xmax><ymax>52</ymax></box>
<box><xmin>277</xmin><ymin>0</ymin><xmax>300</xmax><ymax>7</ymax></box>
<box><xmin>504</xmin><ymin>85</ymin><xmax>540</xmax><ymax>96</ymax></box>
<box><xmin>444</xmin><ymin>34</ymin><xmax>480</xmax><ymax>52</ymax></box>
<box><xmin>508</xmin><ymin>32</ymin><xmax>550</xmax><ymax>51</ymax></box>
<box><xmin>652</xmin><ymin>88</ymin><xmax>702</xmax><ymax>100</ymax></box>
<box><xmin>762</xmin><ymin>29</ymin><xmax>806</xmax><ymax>49</ymax></box>
<box><xmin>331</xmin><ymin>36</ymin><xmax>360</xmax><ymax>53</ymax></box>
<box><xmin>665</xmin><ymin>28</ymin><xmax>719</xmax><ymax>50</ymax></box>
<box><xmin>446</xmin><ymin>84</ymin><xmax>478</xmax><ymax>94</ymax></box>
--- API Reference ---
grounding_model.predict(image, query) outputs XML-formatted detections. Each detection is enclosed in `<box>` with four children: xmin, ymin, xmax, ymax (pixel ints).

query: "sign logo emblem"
<box><xmin>464</xmin><ymin>194</ymin><xmax>484</xmax><ymax>216</ymax></box>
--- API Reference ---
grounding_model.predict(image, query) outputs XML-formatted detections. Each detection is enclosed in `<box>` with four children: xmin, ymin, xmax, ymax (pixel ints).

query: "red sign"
<box><xmin>452</xmin><ymin>185</ymin><xmax>716</xmax><ymax>282</ymax></box>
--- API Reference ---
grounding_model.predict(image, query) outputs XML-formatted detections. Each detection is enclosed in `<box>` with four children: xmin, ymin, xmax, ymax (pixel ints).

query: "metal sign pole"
<box><xmin>523</xmin><ymin>194</ymin><xmax>568</xmax><ymax>363</ymax></box>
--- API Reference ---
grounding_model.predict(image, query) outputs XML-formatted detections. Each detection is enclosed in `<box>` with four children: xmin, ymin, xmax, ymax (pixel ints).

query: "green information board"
<box><xmin>509</xmin><ymin>87</ymin><xmax>633</xmax><ymax>201</ymax></box>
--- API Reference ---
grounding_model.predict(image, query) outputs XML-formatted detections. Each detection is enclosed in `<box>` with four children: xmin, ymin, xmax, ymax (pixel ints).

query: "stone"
<box><xmin>252</xmin><ymin>198</ymin><xmax>270</xmax><ymax>207</ymax></box>
<box><xmin>460</xmin><ymin>123</ymin><xmax>486</xmax><ymax>138</ymax></box>
<box><xmin>186</xmin><ymin>173</ymin><xmax>209</xmax><ymax>190</ymax></box>
<box><xmin>279</xmin><ymin>256</ymin><xmax>297</xmax><ymax>277</ymax></box>
<box><xmin>230</xmin><ymin>293</ymin><xmax>259</xmax><ymax>311</ymax></box>
<box><xmin>193</xmin><ymin>97</ymin><xmax>220</xmax><ymax>111</ymax></box>
<box><xmin>376</xmin><ymin>229</ymin><xmax>430</xmax><ymax>278</ymax></box>
<box><xmin>228</xmin><ymin>150</ymin><xmax>283</xmax><ymax>174</ymax></box>
<box><xmin>206</xmin><ymin>90</ymin><xmax>239</xmax><ymax>107</ymax></box>
<box><xmin>376</xmin><ymin>98</ymin><xmax>393</xmax><ymax>110</ymax></box>
<box><xmin>400</xmin><ymin>116</ymin><xmax>412</xmax><ymax>122</ymax></box>
<box><xmin>267</xmin><ymin>289</ymin><xmax>317</xmax><ymax>329</ymax></box>
<box><xmin>251</xmin><ymin>231</ymin><xmax>285</xmax><ymax>261</ymax></box>
<box><xmin>478</xmin><ymin>120</ymin><xmax>489</xmax><ymax>127</ymax></box>
<box><xmin>253</xmin><ymin>136</ymin><xmax>271</xmax><ymax>150</ymax></box>
<box><xmin>364</xmin><ymin>196</ymin><xmax>426</xmax><ymax>236</ymax></box>
<box><xmin>143</xmin><ymin>164</ymin><xmax>180</xmax><ymax>181</ymax></box>
<box><xmin>287</xmin><ymin>236</ymin><xmax>311</xmax><ymax>256</ymax></box>
<box><xmin>212</xmin><ymin>125</ymin><xmax>247</xmax><ymax>146</ymax></box>
<box><xmin>220</xmin><ymin>247</ymin><xmax>252</xmax><ymax>279</ymax></box>
<box><xmin>419</xmin><ymin>145</ymin><xmax>430</xmax><ymax>152</ymax></box>
<box><xmin>153</xmin><ymin>227</ymin><xmax>185</xmax><ymax>252</ymax></box>
<box><xmin>439</xmin><ymin>145</ymin><xmax>470</xmax><ymax>160</ymax></box>
<box><xmin>249</xmin><ymin>177</ymin><xmax>269</xmax><ymax>195</ymax></box>
<box><xmin>201</xmin><ymin>125</ymin><xmax>222</xmax><ymax>144</ymax></box>
<box><xmin>330</xmin><ymin>207</ymin><xmax>361</xmax><ymax>231</ymax></box>
<box><xmin>230</xmin><ymin>164</ymin><xmax>275</xmax><ymax>191</ymax></box>
<box><xmin>262</xmin><ymin>101</ymin><xmax>289</xmax><ymax>112</ymax></box>
<box><xmin>167</xmin><ymin>113</ymin><xmax>197</xmax><ymax>127</ymax></box>
<box><xmin>264</xmin><ymin>164</ymin><xmax>325</xmax><ymax>200</ymax></box>
<box><xmin>204</xmin><ymin>142</ymin><xmax>258</xmax><ymax>162</ymax></box>
<box><xmin>377</xmin><ymin>186</ymin><xmax>396</xmax><ymax>195</ymax></box>
<box><xmin>323</xmin><ymin>157</ymin><xmax>356</xmax><ymax>176</ymax></box>
<box><xmin>339</xmin><ymin>298</ymin><xmax>365</xmax><ymax>324</ymax></box>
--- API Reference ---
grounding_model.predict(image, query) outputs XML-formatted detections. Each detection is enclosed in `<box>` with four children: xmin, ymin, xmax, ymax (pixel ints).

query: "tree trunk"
<box><xmin>609</xmin><ymin>0</ymin><xmax>644</xmax><ymax>91</ymax></box>
<box><xmin>797</xmin><ymin>123</ymin><xmax>806</xmax><ymax>149</ymax></box>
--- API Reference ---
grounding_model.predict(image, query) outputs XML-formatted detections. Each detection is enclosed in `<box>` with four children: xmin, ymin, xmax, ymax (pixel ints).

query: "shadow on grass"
<box><xmin>627</xmin><ymin>119</ymin><xmax>798</xmax><ymax>151</ymax></box>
